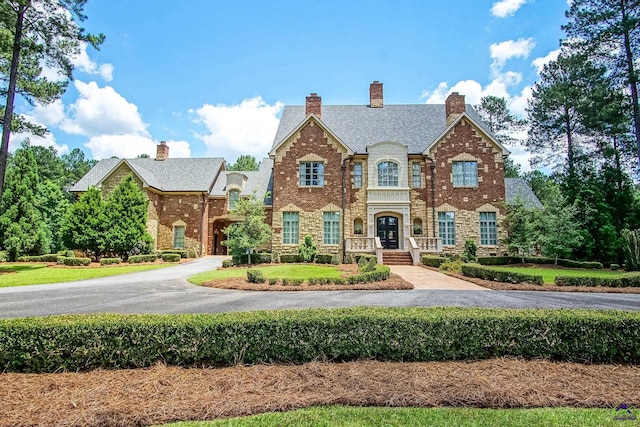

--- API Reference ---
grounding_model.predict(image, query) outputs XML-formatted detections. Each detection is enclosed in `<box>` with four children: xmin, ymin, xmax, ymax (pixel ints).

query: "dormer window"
<box><xmin>378</xmin><ymin>161</ymin><xmax>398</xmax><ymax>187</ymax></box>
<box><xmin>299</xmin><ymin>162</ymin><xmax>324</xmax><ymax>187</ymax></box>
<box><xmin>228</xmin><ymin>189</ymin><xmax>240</xmax><ymax>210</ymax></box>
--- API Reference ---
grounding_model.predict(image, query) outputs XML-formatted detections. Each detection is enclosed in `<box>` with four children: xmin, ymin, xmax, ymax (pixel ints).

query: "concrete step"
<box><xmin>382</xmin><ymin>252</ymin><xmax>413</xmax><ymax>265</ymax></box>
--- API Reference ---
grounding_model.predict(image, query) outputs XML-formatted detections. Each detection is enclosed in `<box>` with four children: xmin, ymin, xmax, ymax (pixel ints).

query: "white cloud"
<box><xmin>72</xmin><ymin>42</ymin><xmax>114</xmax><ymax>81</ymax></box>
<box><xmin>490</xmin><ymin>38</ymin><xmax>536</xmax><ymax>73</ymax></box>
<box><xmin>491</xmin><ymin>0</ymin><xmax>530</xmax><ymax>18</ymax></box>
<box><xmin>532</xmin><ymin>49</ymin><xmax>561</xmax><ymax>74</ymax></box>
<box><xmin>422</xmin><ymin>73</ymin><xmax>522</xmax><ymax>106</ymax></box>
<box><xmin>8</xmin><ymin>100</ymin><xmax>68</xmax><ymax>154</ymax></box>
<box><xmin>62</xmin><ymin>80</ymin><xmax>149</xmax><ymax>137</ymax></box>
<box><xmin>165</xmin><ymin>140</ymin><xmax>192</xmax><ymax>158</ymax></box>
<box><xmin>85</xmin><ymin>134</ymin><xmax>158</xmax><ymax>159</ymax></box>
<box><xmin>191</xmin><ymin>96</ymin><xmax>283</xmax><ymax>159</ymax></box>
<box><xmin>9</xmin><ymin>129</ymin><xmax>69</xmax><ymax>155</ymax></box>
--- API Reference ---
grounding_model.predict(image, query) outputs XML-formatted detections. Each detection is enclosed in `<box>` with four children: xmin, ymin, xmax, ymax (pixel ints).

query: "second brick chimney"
<box><xmin>306</xmin><ymin>93</ymin><xmax>322</xmax><ymax>117</ymax></box>
<box><xmin>445</xmin><ymin>92</ymin><xmax>466</xmax><ymax>124</ymax></box>
<box><xmin>369</xmin><ymin>81</ymin><xmax>383</xmax><ymax>108</ymax></box>
<box><xmin>156</xmin><ymin>141</ymin><xmax>169</xmax><ymax>161</ymax></box>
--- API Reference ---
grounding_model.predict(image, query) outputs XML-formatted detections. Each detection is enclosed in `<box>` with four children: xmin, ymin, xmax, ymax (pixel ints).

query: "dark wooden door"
<box><xmin>377</xmin><ymin>216</ymin><xmax>399</xmax><ymax>249</ymax></box>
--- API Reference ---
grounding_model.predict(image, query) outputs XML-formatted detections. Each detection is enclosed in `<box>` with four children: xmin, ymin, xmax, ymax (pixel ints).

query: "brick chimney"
<box><xmin>370</xmin><ymin>81</ymin><xmax>383</xmax><ymax>108</ymax></box>
<box><xmin>445</xmin><ymin>92</ymin><xmax>466</xmax><ymax>124</ymax></box>
<box><xmin>306</xmin><ymin>93</ymin><xmax>322</xmax><ymax>117</ymax></box>
<box><xmin>156</xmin><ymin>140</ymin><xmax>169</xmax><ymax>161</ymax></box>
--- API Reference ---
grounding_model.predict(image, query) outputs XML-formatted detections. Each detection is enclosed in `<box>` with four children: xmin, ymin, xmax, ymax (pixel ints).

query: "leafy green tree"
<box><xmin>38</xmin><ymin>179</ymin><xmax>69</xmax><ymax>253</ymax></box>
<box><xmin>503</xmin><ymin>198</ymin><xmax>538</xmax><ymax>262</ymax></box>
<box><xmin>298</xmin><ymin>235</ymin><xmax>318</xmax><ymax>263</ymax></box>
<box><xmin>228</xmin><ymin>155</ymin><xmax>260</xmax><ymax>171</ymax></box>
<box><xmin>475</xmin><ymin>95</ymin><xmax>525</xmax><ymax>146</ymax></box>
<box><xmin>0</xmin><ymin>0</ymin><xmax>104</xmax><ymax>204</ymax></box>
<box><xmin>564</xmin><ymin>0</ymin><xmax>640</xmax><ymax>167</ymax></box>
<box><xmin>222</xmin><ymin>192</ymin><xmax>272</xmax><ymax>264</ymax></box>
<box><xmin>537</xmin><ymin>190</ymin><xmax>583</xmax><ymax>263</ymax></box>
<box><xmin>62</xmin><ymin>148</ymin><xmax>96</xmax><ymax>187</ymax></box>
<box><xmin>20</xmin><ymin>141</ymin><xmax>66</xmax><ymax>187</ymax></box>
<box><xmin>0</xmin><ymin>148</ymin><xmax>47</xmax><ymax>259</ymax></box>
<box><xmin>104</xmin><ymin>175</ymin><xmax>153</xmax><ymax>259</ymax></box>
<box><xmin>62</xmin><ymin>187</ymin><xmax>107</xmax><ymax>260</ymax></box>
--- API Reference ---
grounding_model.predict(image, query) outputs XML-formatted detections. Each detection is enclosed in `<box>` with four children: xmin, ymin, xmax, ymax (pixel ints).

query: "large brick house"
<box><xmin>72</xmin><ymin>81</ymin><xmax>540</xmax><ymax>263</ymax></box>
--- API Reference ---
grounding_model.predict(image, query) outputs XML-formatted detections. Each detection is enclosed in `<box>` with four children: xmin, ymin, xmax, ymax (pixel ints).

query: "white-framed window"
<box><xmin>452</xmin><ymin>161</ymin><xmax>478</xmax><ymax>187</ymax></box>
<box><xmin>354</xmin><ymin>162</ymin><xmax>363</xmax><ymax>188</ymax></box>
<box><xmin>438</xmin><ymin>212</ymin><xmax>456</xmax><ymax>246</ymax></box>
<box><xmin>173</xmin><ymin>225</ymin><xmax>186</xmax><ymax>248</ymax></box>
<box><xmin>479</xmin><ymin>212</ymin><xmax>497</xmax><ymax>246</ymax></box>
<box><xmin>323</xmin><ymin>212</ymin><xmax>340</xmax><ymax>245</ymax></box>
<box><xmin>228</xmin><ymin>189</ymin><xmax>239</xmax><ymax>210</ymax></box>
<box><xmin>282</xmin><ymin>212</ymin><xmax>299</xmax><ymax>245</ymax></box>
<box><xmin>299</xmin><ymin>162</ymin><xmax>324</xmax><ymax>187</ymax></box>
<box><xmin>412</xmin><ymin>162</ymin><xmax>421</xmax><ymax>188</ymax></box>
<box><xmin>378</xmin><ymin>161</ymin><xmax>399</xmax><ymax>187</ymax></box>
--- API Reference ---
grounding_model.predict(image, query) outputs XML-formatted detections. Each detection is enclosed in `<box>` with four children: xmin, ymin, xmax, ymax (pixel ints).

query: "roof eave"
<box><xmin>269</xmin><ymin>114</ymin><xmax>354</xmax><ymax>157</ymax></box>
<box><xmin>424</xmin><ymin>113</ymin><xmax>510</xmax><ymax>156</ymax></box>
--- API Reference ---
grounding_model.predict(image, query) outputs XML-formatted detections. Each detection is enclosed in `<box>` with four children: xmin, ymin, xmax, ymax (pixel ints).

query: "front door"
<box><xmin>377</xmin><ymin>216</ymin><xmax>399</xmax><ymax>249</ymax></box>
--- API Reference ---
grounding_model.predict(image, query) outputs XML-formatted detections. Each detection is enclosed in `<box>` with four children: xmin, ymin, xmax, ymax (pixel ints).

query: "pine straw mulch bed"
<box><xmin>2</xmin><ymin>358</ymin><xmax>639</xmax><ymax>427</ymax></box>
<box><xmin>201</xmin><ymin>264</ymin><xmax>413</xmax><ymax>291</ymax></box>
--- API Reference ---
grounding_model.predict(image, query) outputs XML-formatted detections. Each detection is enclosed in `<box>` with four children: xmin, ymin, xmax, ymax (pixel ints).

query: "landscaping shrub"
<box><xmin>268</xmin><ymin>278</ymin><xmax>279</xmax><ymax>286</ymax></box>
<box><xmin>279</xmin><ymin>254</ymin><xmax>300</xmax><ymax>263</ymax></box>
<box><xmin>57</xmin><ymin>257</ymin><xmax>91</xmax><ymax>266</ymax></box>
<box><xmin>0</xmin><ymin>251</ymin><xmax>7</xmax><ymax>262</ymax></box>
<box><xmin>358</xmin><ymin>255</ymin><xmax>377</xmax><ymax>273</ymax></box>
<box><xmin>100</xmin><ymin>257</ymin><xmax>122</xmax><ymax>266</ymax></box>
<box><xmin>477</xmin><ymin>256</ymin><xmax>519</xmax><ymax>265</ymax></box>
<box><xmin>462</xmin><ymin>239</ymin><xmax>477</xmax><ymax>263</ymax></box>
<box><xmin>624</xmin><ymin>229</ymin><xmax>640</xmax><ymax>271</ymax></box>
<box><xmin>128</xmin><ymin>254</ymin><xmax>157</xmax><ymax>264</ymax></box>
<box><xmin>1</xmin><ymin>308</ymin><xmax>639</xmax><ymax>373</ymax></box>
<box><xmin>461</xmin><ymin>264</ymin><xmax>543</xmax><ymax>285</ymax></box>
<box><xmin>349</xmin><ymin>265</ymin><xmax>390</xmax><ymax>284</ymax></box>
<box><xmin>16</xmin><ymin>254</ymin><xmax>62</xmax><ymax>263</ymax></box>
<box><xmin>161</xmin><ymin>253</ymin><xmax>181</xmax><ymax>263</ymax></box>
<box><xmin>354</xmin><ymin>254</ymin><xmax>377</xmax><ymax>264</ymax></box>
<box><xmin>41</xmin><ymin>254</ymin><xmax>65</xmax><ymax>262</ymax></box>
<box><xmin>610</xmin><ymin>264</ymin><xmax>620</xmax><ymax>271</ymax></box>
<box><xmin>247</xmin><ymin>269</ymin><xmax>265</xmax><ymax>283</ymax></box>
<box><xmin>222</xmin><ymin>260</ymin><xmax>232</xmax><ymax>268</ymax></box>
<box><xmin>332</xmin><ymin>277</ymin><xmax>346</xmax><ymax>285</ymax></box>
<box><xmin>555</xmin><ymin>275</ymin><xmax>640</xmax><ymax>288</ymax></box>
<box><xmin>289</xmin><ymin>278</ymin><xmax>304</xmax><ymax>286</ymax></box>
<box><xmin>159</xmin><ymin>250</ymin><xmax>189</xmax><ymax>259</ymax></box>
<box><xmin>231</xmin><ymin>252</ymin><xmax>272</xmax><ymax>265</ymax></box>
<box><xmin>439</xmin><ymin>259</ymin><xmax>463</xmax><ymax>274</ymax></box>
<box><xmin>58</xmin><ymin>250</ymin><xmax>75</xmax><ymax>258</ymax></box>
<box><xmin>298</xmin><ymin>235</ymin><xmax>318</xmax><ymax>263</ymax></box>
<box><xmin>421</xmin><ymin>255</ymin><xmax>448</xmax><ymax>268</ymax></box>
<box><xmin>315</xmin><ymin>254</ymin><xmax>334</xmax><ymax>264</ymax></box>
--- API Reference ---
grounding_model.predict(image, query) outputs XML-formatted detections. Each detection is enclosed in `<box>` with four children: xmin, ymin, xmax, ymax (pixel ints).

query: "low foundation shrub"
<box><xmin>161</xmin><ymin>253</ymin><xmax>181</xmax><ymax>263</ymax></box>
<box><xmin>57</xmin><ymin>257</ymin><xmax>91</xmax><ymax>266</ymax></box>
<box><xmin>159</xmin><ymin>250</ymin><xmax>189</xmax><ymax>259</ymax></box>
<box><xmin>315</xmin><ymin>254</ymin><xmax>335</xmax><ymax>264</ymax></box>
<box><xmin>279</xmin><ymin>254</ymin><xmax>300</xmax><ymax>263</ymax></box>
<box><xmin>16</xmin><ymin>254</ymin><xmax>62</xmax><ymax>263</ymax></box>
<box><xmin>129</xmin><ymin>254</ymin><xmax>157</xmax><ymax>264</ymax></box>
<box><xmin>421</xmin><ymin>256</ymin><xmax>448</xmax><ymax>268</ymax></box>
<box><xmin>555</xmin><ymin>275</ymin><xmax>640</xmax><ymax>288</ymax></box>
<box><xmin>439</xmin><ymin>259</ymin><xmax>463</xmax><ymax>274</ymax></box>
<box><xmin>222</xmin><ymin>260</ymin><xmax>232</xmax><ymax>268</ymax></box>
<box><xmin>349</xmin><ymin>265</ymin><xmax>390</xmax><ymax>284</ymax></box>
<box><xmin>461</xmin><ymin>264</ymin><xmax>543</xmax><ymax>285</ymax></box>
<box><xmin>610</xmin><ymin>264</ymin><xmax>620</xmax><ymax>271</ymax></box>
<box><xmin>477</xmin><ymin>256</ymin><xmax>519</xmax><ymax>265</ymax></box>
<box><xmin>1</xmin><ymin>308</ymin><xmax>639</xmax><ymax>373</ymax></box>
<box><xmin>0</xmin><ymin>251</ymin><xmax>7</xmax><ymax>262</ymax></box>
<box><xmin>100</xmin><ymin>257</ymin><xmax>122</xmax><ymax>266</ymax></box>
<box><xmin>247</xmin><ymin>269</ymin><xmax>265</xmax><ymax>283</ymax></box>
<box><xmin>232</xmin><ymin>252</ymin><xmax>272</xmax><ymax>265</ymax></box>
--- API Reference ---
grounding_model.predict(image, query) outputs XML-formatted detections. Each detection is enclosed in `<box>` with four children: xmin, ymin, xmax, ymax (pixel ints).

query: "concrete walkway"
<box><xmin>389</xmin><ymin>265</ymin><xmax>487</xmax><ymax>290</ymax></box>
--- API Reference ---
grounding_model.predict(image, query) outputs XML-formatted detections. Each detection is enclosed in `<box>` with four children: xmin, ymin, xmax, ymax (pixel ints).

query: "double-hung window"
<box><xmin>228</xmin><ymin>190</ymin><xmax>239</xmax><ymax>210</ymax></box>
<box><xmin>479</xmin><ymin>212</ymin><xmax>497</xmax><ymax>246</ymax></box>
<box><xmin>282</xmin><ymin>212</ymin><xmax>299</xmax><ymax>245</ymax></box>
<box><xmin>354</xmin><ymin>162</ymin><xmax>363</xmax><ymax>188</ymax></box>
<box><xmin>173</xmin><ymin>226</ymin><xmax>185</xmax><ymax>249</ymax></box>
<box><xmin>323</xmin><ymin>212</ymin><xmax>340</xmax><ymax>245</ymax></box>
<box><xmin>438</xmin><ymin>212</ymin><xmax>456</xmax><ymax>246</ymax></box>
<box><xmin>378</xmin><ymin>161</ymin><xmax>399</xmax><ymax>187</ymax></box>
<box><xmin>299</xmin><ymin>162</ymin><xmax>324</xmax><ymax>187</ymax></box>
<box><xmin>452</xmin><ymin>161</ymin><xmax>478</xmax><ymax>187</ymax></box>
<box><xmin>412</xmin><ymin>162</ymin><xmax>421</xmax><ymax>188</ymax></box>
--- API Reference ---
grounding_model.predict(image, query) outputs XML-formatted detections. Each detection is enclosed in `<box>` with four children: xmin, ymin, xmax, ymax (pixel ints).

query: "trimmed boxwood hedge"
<box><xmin>57</xmin><ymin>257</ymin><xmax>91</xmax><ymax>266</ymax></box>
<box><xmin>555</xmin><ymin>275</ymin><xmax>640</xmax><ymax>287</ymax></box>
<box><xmin>421</xmin><ymin>255</ymin><xmax>448</xmax><ymax>268</ymax></box>
<box><xmin>129</xmin><ymin>254</ymin><xmax>157</xmax><ymax>264</ymax></box>
<box><xmin>279</xmin><ymin>254</ymin><xmax>300</xmax><ymax>263</ymax></box>
<box><xmin>348</xmin><ymin>265</ymin><xmax>390</xmax><ymax>284</ymax></box>
<box><xmin>462</xmin><ymin>264</ymin><xmax>543</xmax><ymax>285</ymax></box>
<box><xmin>16</xmin><ymin>254</ymin><xmax>63</xmax><ymax>263</ymax></box>
<box><xmin>158</xmin><ymin>250</ymin><xmax>189</xmax><ymax>259</ymax></box>
<box><xmin>232</xmin><ymin>252</ymin><xmax>272</xmax><ymax>265</ymax></box>
<box><xmin>477</xmin><ymin>256</ymin><xmax>603</xmax><ymax>269</ymax></box>
<box><xmin>161</xmin><ymin>253</ymin><xmax>181</xmax><ymax>263</ymax></box>
<box><xmin>99</xmin><ymin>257</ymin><xmax>122</xmax><ymax>265</ymax></box>
<box><xmin>1</xmin><ymin>308</ymin><xmax>639</xmax><ymax>373</ymax></box>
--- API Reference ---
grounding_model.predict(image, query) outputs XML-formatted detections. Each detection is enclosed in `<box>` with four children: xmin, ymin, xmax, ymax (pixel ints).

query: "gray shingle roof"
<box><xmin>272</xmin><ymin>104</ymin><xmax>498</xmax><ymax>154</ymax></box>
<box><xmin>505</xmin><ymin>178</ymin><xmax>543</xmax><ymax>208</ymax></box>
<box><xmin>210</xmin><ymin>158</ymin><xmax>274</xmax><ymax>205</ymax></box>
<box><xmin>70</xmin><ymin>157</ymin><xmax>225</xmax><ymax>193</ymax></box>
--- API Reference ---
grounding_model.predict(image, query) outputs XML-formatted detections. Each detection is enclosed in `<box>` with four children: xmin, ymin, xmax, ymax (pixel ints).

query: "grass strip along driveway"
<box><xmin>0</xmin><ymin>263</ymin><xmax>174</xmax><ymax>287</ymax></box>
<box><xmin>188</xmin><ymin>264</ymin><xmax>343</xmax><ymax>285</ymax></box>
<box><xmin>484</xmin><ymin>265</ymin><xmax>630</xmax><ymax>284</ymax></box>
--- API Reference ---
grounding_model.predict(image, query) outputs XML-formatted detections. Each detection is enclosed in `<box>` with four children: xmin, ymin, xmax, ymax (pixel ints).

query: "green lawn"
<box><xmin>157</xmin><ymin>406</ymin><xmax>630</xmax><ymax>427</ymax></box>
<box><xmin>0</xmin><ymin>263</ymin><xmax>174</xmax><ymax>287</ymax></box>
<box><xmin>189</xmin><ymin>264</ymin><xmax>343</xmax><ymax>285</ymax></box>
<box><xmin>485</xmin><ymin>265</ymin><xmax>631</xmax><ymax>284</ymax></box>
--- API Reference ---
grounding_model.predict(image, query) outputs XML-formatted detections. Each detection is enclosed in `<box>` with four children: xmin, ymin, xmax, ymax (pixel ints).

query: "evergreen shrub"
<box><xmin>99</xmin><ymin>257</ymin><xmax>122</xmax><ymax>265</ymax></box>
<box><xmin>128</xmin><ymin>254</ymin><xmax>157</xmax><ymax>264</ymax></box>
<box><xmin>57</xmin><ymin>257</ymin><xmax>91</xmax><ymax>266</ymax></box>
<box><xmin>555</xmin><ymin>275</ymin><xmax>640</xmax><ymax>287</ymax></box>
<box><xmin>247</xmin><ymin>269</ymin><xmax>265</xmax><ymax>283</ymax></box>
<box><xmin>279</xmin><ymin>254</ymin><xmax>300</xmax><ymax>263</ymax></box>
<box><xmin>161</xmin><ymin>253</ymin><xmax>181</xmax><ymax>263</ymax></box>
<box><xmin>421</xmin><ymin>255</ymin><xmax>448</xmax><ymax>268</ymax></box>
<box><xmin>461</xmin><ymin>264</ymin><xmax>543</xmax><ymax>285</ymax></box>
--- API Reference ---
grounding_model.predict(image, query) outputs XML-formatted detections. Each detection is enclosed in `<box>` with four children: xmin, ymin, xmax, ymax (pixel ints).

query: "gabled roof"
<box><xmin>271</xmin><ymin>104</ymin><xmax>502</xmax><ymax>154</ymax></box>
<box><xmin>70</xmin><ymin>157</ymin><xmax>225</xmax><ymax>193</ymax></box>
<box><xmin>210</xmin><ymin>158</ymin><xmax>274</xmax><ymax>205</ymax></box>
<box><xmin>425</xmin><ymin>112</ymin><xmax>510</xmax><ymax>156</ymax></box>
<box><xmin>505</xmin><ymin>178</ymin><xmax>543</xmax><ymax>209</ymax></box>
<box><xmin>269</xmin><ymin>113</ymin><xmax>353</xmax><ymax>157</ymax></box>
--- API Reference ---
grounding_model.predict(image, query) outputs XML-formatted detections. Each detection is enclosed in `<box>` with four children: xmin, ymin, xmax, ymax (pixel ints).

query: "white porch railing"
<box><xmin>414</xmin><ymin>237</ymin><xmax>443</xmax><ymax>253</ymax></box>
<box><xmin>374</xmin><ymin>237</ymin><xmax>384</xmax><ymax>264</ymax></box>
<box><xmin>407</xmin><ymin>237</ymin><xmax>421</xmax><ymax>265</ymax></box>
<box><xmin>345</xmin><ymin>237</ymin><xmax>376</xmax><ymax>253</ymax></box>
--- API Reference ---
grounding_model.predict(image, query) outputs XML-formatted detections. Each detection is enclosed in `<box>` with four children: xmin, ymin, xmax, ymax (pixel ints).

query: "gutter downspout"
<box><xmin>430</xmin><ymin>160</ymin><xmax>436</xmax><ymax>238</ymax></box>
<box><xmin>201</xmin><ymin>192</ymin><xmax>207</xmax><ymax>257</ymax></box>
<box><xmin>341</xmin><ymin>158</ymin><xmax>347</xmax><ymax>263</ymax></box>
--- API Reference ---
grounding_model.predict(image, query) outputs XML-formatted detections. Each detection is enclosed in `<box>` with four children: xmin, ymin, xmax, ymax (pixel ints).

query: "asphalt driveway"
<box><xmin>1</xmin><ymin>256</ymin><xmax>640</xmax><ymax>318</ymax></box>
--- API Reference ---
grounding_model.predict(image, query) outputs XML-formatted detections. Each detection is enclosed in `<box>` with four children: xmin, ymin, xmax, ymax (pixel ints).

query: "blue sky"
<box><xmin>13</xmin><ymin>0</ymin><xmax>570</xmax><ymax>171</ymax></box>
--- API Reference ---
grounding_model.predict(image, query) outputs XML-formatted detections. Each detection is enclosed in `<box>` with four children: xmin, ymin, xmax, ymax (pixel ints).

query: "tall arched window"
<box><xmin>378</xmin><ymin>161</ymin><xmax>399</xmax><ymax>186</ymax></box>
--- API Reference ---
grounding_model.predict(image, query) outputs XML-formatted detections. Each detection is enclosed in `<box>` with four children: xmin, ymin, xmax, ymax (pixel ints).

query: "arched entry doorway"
<box><xmin>377</xmin><ymin>215</ymin><xmax>399</xmax><ymax>249</ymax></box>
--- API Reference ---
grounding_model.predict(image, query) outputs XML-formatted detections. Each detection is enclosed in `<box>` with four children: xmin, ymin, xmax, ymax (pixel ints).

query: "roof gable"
<box><xmin>269</xmin><ymin>114</ymin><xmax>353</xmax><ymax>157</ymax></box>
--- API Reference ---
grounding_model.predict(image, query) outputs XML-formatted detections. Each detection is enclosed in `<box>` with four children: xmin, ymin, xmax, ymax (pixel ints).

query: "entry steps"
<box><xmin>382</xmin><ymin>251</ymin><xmax>413</xmax><ymax>265</ymax></box>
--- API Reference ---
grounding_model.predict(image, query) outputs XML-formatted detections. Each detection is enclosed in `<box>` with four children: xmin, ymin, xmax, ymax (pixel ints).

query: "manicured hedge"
<box><xmin>247</xmin><ymin>269</ymin><xmax>265</xmax><ymax>283</ymax></box>
<box><xmin>280</xmin><ymin>254</ymin><xmax>300</xmax><ymax>263</ymax></box>
<box><xmin>315</xmin><ymin>254</ymin><xmax>339</xmax><ymax>264</ymax></box>
<box><xmin>555</xmin><ymin>275</ymin><xmax>640</xmax><ymax>288</ymax></box>
<box><xmin>158</xmin><ymin>250</ymin><xmax>189</xmax><ymax>259</ymax></box>
<box><xmin>477</xmin><ymin>256</ymin><xmax>520</xmax><ymax>266</ymax></box>
<box><xmin>128</xmin><ymin>254</ymin><xmax>157</xmax><ymax>263</ymax></box>
<box><xmin>348</xmin><ymin>265</ymin><xmax>390</xmax><ymax>284</ymax></box>
<box><xmin>16</xmin><ymin>254</ymin><xmax>63</xmax><ymax>263</ymax></box>
<box><xmin>99</xmin><ymin>257</ymin><xmax>122</xmax><ymax>265</ymax></box>
<box><xmin>1</xmin><ymin>308</ymin><xmax>639</xmax><ymax>373</ymax></box>
<box><xmin>476</xmin><ymin>256</ymin><xmax>603</xmax><ymax>270</ymax></box>
<box><xmin>421</xmin><ymin>255</ymin><xmax>448</xmax><ymax>268</ymax></box>
<box><xmin>161</xmin><ymin>253</ymin><xmax>181</xmax><ymax>263</ymax></box>
<box><xmin>232</xmin><ymin>253</ymin><xmax>272</xmax><ymax>265</ymax></box>
<box><xmin>57</xmin><ymin>257</ymin><xmax>91</xmax><ymax>266</ymax></box>
<box><xmin>461</xmin><ymin>264</ymin><xmax>543</xmax><ymax>285</ymax></box>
